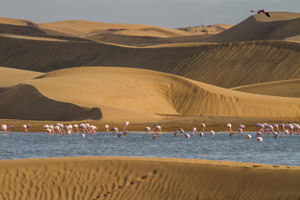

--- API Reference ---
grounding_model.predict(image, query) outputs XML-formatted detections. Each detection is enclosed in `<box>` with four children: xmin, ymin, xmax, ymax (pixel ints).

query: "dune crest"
<box><xmin>208</xmin><ymin>12</ymin><xmax>300</xmax><ymax>42</ymax></box>
<box><xmin>0</xmin><ymin>36</ymin><xmax>299</xmax><ymax>88</ymax></box>
<box><xmin>232</xmin><ymin>79</ymin><xmax>300</xmax><ymax>98</ymax></box>
<box><xmin>39</xmin><ymin>20</ymin><xmax>192</xmax><ymax>38</ymax></box>
<box><xmin>18</xmin><ymin>67</ymin><xmax>300</xmax><ymax>122</ymax></box>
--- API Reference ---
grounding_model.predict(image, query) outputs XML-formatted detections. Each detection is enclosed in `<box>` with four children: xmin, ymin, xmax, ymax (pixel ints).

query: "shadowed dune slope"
<box><xmin>208</xmin><ymin>12</ymin><xmax>300</xmax><ymax>42</ymax></box>
<box><xmin>0</xmin><ymin>66</ymin><xmax>43</xmax><ymax>87</ymax></box>
<box><xmin>0</xmin><ymin>84</ymin><xmax>101</xmax><ymax>121</ymax></box>
<box><xmin>0</xmin><ymin>157</ymin><xmax>299</xmax><ymax>200</ymax></box>
<box><xmin>19</xmin><ymin>67</ymin><xmax>300</xmax><ymax>122</ymax></box>
<box><xmin>39</xmin><ymin>20</ymin><xmax>192</xmax><ymax>38</ymax></box>
<box><xmin>0</xmin><ymin>35</ymin><xmax>299</xmax><ymax>88</ymax></box>
<box><xmin>232</xmin><ymin>79</ymin><xmax>300</xmax><ymax>98</ymax></box>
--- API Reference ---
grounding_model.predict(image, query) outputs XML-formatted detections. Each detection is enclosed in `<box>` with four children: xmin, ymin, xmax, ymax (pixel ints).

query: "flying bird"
<box><xmin>250</xmin><ymin>9</ymin><xmax>270</xmax><ymax>17</ymax></box>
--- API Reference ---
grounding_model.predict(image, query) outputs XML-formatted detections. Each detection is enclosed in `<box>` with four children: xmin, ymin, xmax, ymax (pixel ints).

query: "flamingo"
<box><xmin>144</xmin><ymin>127</ymin><xmax>151</xmax><ymax>134</ymax></box>
<box><xmin>238</xmin><ymin>124</ymin><xmax>245</xmax><ymax>136</ymax></box>
<box><xmin>123</xmin><ymin>121</ymin><xmax>130</xmax><ymax>135</ymax></box>
<box><xmin>247</xmin><ymin>134</ymin><xmax>252</xmax><ymax>139</ymax></box>
<box><xmin>210</xmin><ymin>130</ymin><xmax>215</xmax><ymax>137</ymax></box>
<box><xmin>104</xmin><ymin>124</ymin><xmax>109</xmax><ymax>134</ymax></box>
<box><xmin>23</xmin><ymin>124</ymin><xmax>31</xmax><ymax>134</ymax></box>
<box><xmin>179</xmin><ymin>128</ymin><xmax>190</xmax><ymax>139</ymax></box>
<box><xmin>257</xmin><ymin>137</ymin><xmax>263</xmax><ymax>142</ymax></box>
<box><xmin>152</xmin><ymin>124</ymin><xmax>162</xmax><ymax>139</ymax></box>
<box><xmin>111</xmin><ymin>127</ymin><xmax>120</xmax><ymax>136</ymax></box>
<box><xmin>73</xmin><ymin>124</ymin><xmax>79</xmax><ymax>134</ymax></box>
<box><xmin>250</xmin><ymin>9</ymin><xmax>270</xmax><ymax>17</ymax></box>
<box><xmin>227</xmin><ymin>123</ymin><xmax>234</xmax><ymax>136</ymax></box>
<box><xmin>1</xmin><ymin>124</ymin><xmax>8</xmax><ymax>135</ymax></box>
<box><xmin>200</xmin><ymin>123</ymin><xmax>205</xmax><ymax>137</ymax></box>
<box><xmin>192</xmin><ymin>127</ymin><xmax>197</xmax><ymax>136</ymax></box>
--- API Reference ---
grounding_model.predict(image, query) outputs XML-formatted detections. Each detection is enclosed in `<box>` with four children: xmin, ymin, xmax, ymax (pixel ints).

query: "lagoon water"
<box><xmin>0</xmin><ymin>132</ymin><xmax>299</xmax><ymax>166</ymax></box>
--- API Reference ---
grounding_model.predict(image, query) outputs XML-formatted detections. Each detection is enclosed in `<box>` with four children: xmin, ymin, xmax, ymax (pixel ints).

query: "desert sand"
<box><xmin>0</xmin><ymin>157</ymin><xmax>299</xmax><ymax>200</ymax></box>
<box><xmin>1</xmin><ymin>66</ymin><xmax>300</xmax><ymax>122</ymax></box>
<box><xmin>0</xmin><ymin>12</ymin><xmax>300</xmax><ymax>200</ymax></box>
<box><xmin>0</xmin><ymin>36</ymin><xmax>299</xmax><ymax>88</ymax></box>
<box><xmin>233</xmin><ymin>79</ymin><xmax>300</xmax><ymax>98</ymax></box>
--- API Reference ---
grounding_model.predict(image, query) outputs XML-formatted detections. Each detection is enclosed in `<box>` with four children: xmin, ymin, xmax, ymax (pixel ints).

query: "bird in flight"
<box><xmin>250</xmin><ymin>9</ymin><xmax>271</xmax><ymax>17</ymax></box>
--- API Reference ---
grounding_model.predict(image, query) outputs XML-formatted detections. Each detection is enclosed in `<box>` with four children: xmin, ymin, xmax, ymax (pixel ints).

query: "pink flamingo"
<box><xmin>123</xmin><ymin>121</ymin><xmax>130</xmax><ymax>135</ymax></box>
<box><xmin>23</xmin><ymin>124</ymin><xmax>31</xmax><ymax>134</ymax></box>
<box><xmin>152</xmin><ymin>124</ymin><xmax>162</xmax><ymax>139</ymax></box>
<box><xmin>73</xmin><ymin>124</ymin><xmax>79</xmax><ymax>134</ymax></box>
<box><xmin>250</xmin><ymin>9</ymin><xmax>271</xmax><ymax>17</ymax></box>
<box><xmin>200</xmin><ymin>123</ymin><xmax>205</xmax><ymax>137</ymax></box>
<box><xmin>227</xmin><ymin>123</ymin><xmax>234</xmax><ymax>136</ymax></box>
<box><xmin>192</xmin><ymin>127</ymin><xmax>197</xmax><ymax>136</ymax></box>
<box><xmin>144</xmin><ymin>127</ymin><xmax>151</xmax><ymax>134</ymax></box>
<box><xmin>104</xmin><ymin>124</ymin><xmax>109</xmax><ymax>134</ymax></box>
<box><xmin>1</xmin><ymin>124</ymin><xmax>8</xmax><ymax>135</ymax></box>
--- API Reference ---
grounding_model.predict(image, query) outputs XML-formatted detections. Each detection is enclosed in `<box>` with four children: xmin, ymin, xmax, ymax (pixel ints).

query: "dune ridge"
<box><xmin>0</xmin><ymin>156</ymin><xmax>299</xmax><ymax>200</ymax></box>
<box><xmin>39</xmin><ymin>20</ymin><xmax>193</xmax><ymax>38</ymax></box>
<box><xmin>13</xmin><ymin>67</ymin><xmax>299</xmax><ymax>122</ymax></box>
<box><xmin>232</xmin><ymin>79</ymin><xmax>300</xmax><ymax>98</ymax></box>
<box><xmin>0</xmin><ymin>35</ymin><xmax>299</xmax><ymax>88</ymax></box>
<box><xmin>207</xmin><ymin>12</ymin><xmax>300</xmax><ymax>42</ymax></box>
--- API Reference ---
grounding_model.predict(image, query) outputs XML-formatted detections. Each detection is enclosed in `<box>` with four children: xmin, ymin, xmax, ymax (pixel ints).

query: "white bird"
<box><xmin>247</xmin><ymin>134</ymin><xmax>252</xmax><ymax>139</ymax></box>
<box><xmin>104</xmin><ymin>124</ymin><xmax>109</xmax><ymax>134</ymax></box>
<box><xmin>192</xmin><ymin>127</ymin><xmax>197</xmax><ymax>135</ymax></box>
<box><xmin>257</xmin><ymin>137</ymin><xmax>263</xmax><ymax>142</ymax></box>
<box><xmin>210</xmin><ymin>130</ymin><xmax>215</xmax><ymax>137</ymax></box>
<box><xmin>144</xmin><ymin>127</ymin><xmax>151</xmax><ymax>134</ymax></box>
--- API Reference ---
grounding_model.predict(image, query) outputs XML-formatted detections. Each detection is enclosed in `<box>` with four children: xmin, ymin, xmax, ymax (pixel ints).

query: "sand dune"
<box><xmin>0</xmin><ymin>66</ymin><xmax>43</xmax><ymax>87</ymax></box>
<box><xmin>0</xmin><ymin>157</ymin><xmax>299</xmax><ymax>200</ymax></box>
<box><xmin>208</xmin><ymin>12</ymin><xmax>300</xmax><ymax>42</ymax></box>
<box><xmin>0</xmin><ymin>84</ymin><xmax>101</xmax><ymax>121</ymax></box>
<box><xmin>178</xmin><ymin>24</ymin><xmax>232</xmax><ymax>34</ymax></box>
<box><xmin>9</xmin><ymin>67</ymin><xmax>297</xmax><ymax>122</ymax></box>
<box><xmin>39</xmin><ymin>20</ymin><xmax>192</xmax><ymax>38</ymax></box>
<box><xmin>0</xmin><ymin>35</ymin><xmax>299</xmax><ymax>88</ymax></box>
<box><xmin>232</xmin><ymin>79</ymin><xmax>300</xmax><ymax>98</ymax></box>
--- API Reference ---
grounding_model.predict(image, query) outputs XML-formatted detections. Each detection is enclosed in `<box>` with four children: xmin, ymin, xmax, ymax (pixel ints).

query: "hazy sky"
<box><xmin>1</xmin><ymin>0</ymin><xmax>299</xmax><ymax>27</ymax></box>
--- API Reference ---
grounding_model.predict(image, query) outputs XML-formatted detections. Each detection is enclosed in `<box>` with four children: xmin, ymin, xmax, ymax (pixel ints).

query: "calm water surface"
<box><xmin>0</xmin><ymin>132</ymin><xmax>299</xmax><ymax>166</ymax></box>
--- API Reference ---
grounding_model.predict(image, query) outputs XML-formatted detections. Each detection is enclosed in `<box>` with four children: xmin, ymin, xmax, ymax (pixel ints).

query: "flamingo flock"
<box><xmin>1</xmin><ymin>122</ymin><xmax>299</xmax><ymax>143</ymax></box>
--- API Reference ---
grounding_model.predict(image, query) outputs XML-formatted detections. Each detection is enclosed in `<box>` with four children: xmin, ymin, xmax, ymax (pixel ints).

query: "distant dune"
<box><xmin>207</xmin><ymin>12</ymin><xmax>300</xmax><ymax>42</ymax></box>
<box><xmin>39</xmin><ymin>20</ymin><xmax>192</xmax><ymax>38</ymax></box>
<box><xmin>0</xmin><ymin>35</ymin><xmax>299</xmax><ymax>88</ymax></box>
<box><xmin>178</xmin><ymin>24</ymin><xmax>232</xmax><ymax>34</ymax></box>
<box><xmin>4</xmin><ymin>67</ymin><xmax>295</xmax><ymax>122</ymax></box>
<box><xmin>0</xmin><ymin>157</ymin><xmax>299</xmax><ymax>200</ymax></box>
<box><xmin>232</xmin><ymin>79</ymin><xmax>300</xmax><ymax>98</ymax></box>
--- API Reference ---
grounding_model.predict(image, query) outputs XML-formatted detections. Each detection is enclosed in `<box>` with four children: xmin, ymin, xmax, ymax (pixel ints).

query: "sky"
<box><xmin>0</xmin><ymin>0</ymin><xmax>299</xmax><ymax>27</ymax></box>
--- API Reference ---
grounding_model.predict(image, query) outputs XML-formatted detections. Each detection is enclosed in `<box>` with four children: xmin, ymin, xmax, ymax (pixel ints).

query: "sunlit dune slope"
<box><xmin>0</xmin><ymin>157</ymin><xmax>299</xmax><ymax>200</ymax></box>
<box><xmin>0</xmin><ymin>84</ymin><xmax>101</xmax><ymax>121</ymax></box>
<box><xmin>208</xmin><ymin>12</ymin><xmax>300</xmax><ymax>42</ymax></box>
<box><xmin>232</xmin><ymin>79</ymin><xmax>300</xmax><ymax>98</ymax></box>
<box><xmin>0</xmin><ymin>66</ymin><xmax>43</xmax><ymax>87</ymax></box>
<box><xmin>39</xmin><ymin>20</ymin><xmax>192</xmax><ymax>38</ymax></box>
<box><xmin>178</xmin><ymin>24</ymin><xmax>232</xmax><ymax>34</ymax></box>
<box><xmin>1</xmin><ymin>35</ymin><xmax>299</xmax><ymax>88</ymax></box>
<box><xmin>16</xmin><ymin>67</ymin><xmax>300</xmax><ymax>122</ymax></box>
